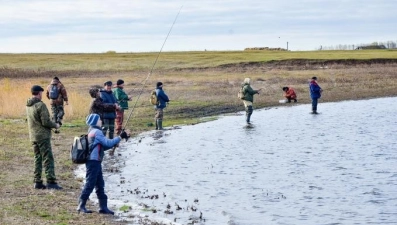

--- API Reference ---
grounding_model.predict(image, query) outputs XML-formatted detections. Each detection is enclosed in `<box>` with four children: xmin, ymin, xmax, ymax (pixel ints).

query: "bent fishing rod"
<box><xmin>110</xmin><ymin>5</ymin><xmax>183</xmax><ymax>155</ymax></box>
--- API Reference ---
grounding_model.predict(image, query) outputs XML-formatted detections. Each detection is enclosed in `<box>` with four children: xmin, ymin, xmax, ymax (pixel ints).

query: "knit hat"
<box><xmin>104</xmin><ymin>81</ymin><xmax>112</xmax><ymax>86</ymax></box>
<box><xmin>31</xmin><ymin>85</ymin><xmax>44</xmax><ymax>93</ymax></box>
<box><xmin>311</xmin><ymin>76</ymin><xmax>317</xmax><ymax>80</ymax></box>
<box><xmin>116</xmin><ymin>79</ymin><xmax>124</xmax><ymax>85</ymax></box>
<box><xmin>156</xmin><ymin>82</ymin><xmax>163</xmax><ymax>87</ymax></box>
<box><xmin>86</xmin><ymin>114</ymin><xmax>100</xmax><ymax>126</ymax></box>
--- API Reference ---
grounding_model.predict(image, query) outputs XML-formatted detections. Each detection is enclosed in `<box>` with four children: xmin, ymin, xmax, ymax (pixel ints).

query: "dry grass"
<box><xmin>0</xmin><ymin>51</ymin><xmax>397</xmax><ymax>225</ymax></box>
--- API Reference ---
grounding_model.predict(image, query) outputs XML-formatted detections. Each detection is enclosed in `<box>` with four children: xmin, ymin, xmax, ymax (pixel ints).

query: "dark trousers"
<box><xmin>32</xmin><ymin>139</ymin><xmax>56</xmax><ymax>183</ymax></box>
<box><xmin>312</xmin><ymin>98</ymin><xmax>318</xmax><ymax>111</ymax></box>
<box><xmin>79</xmin><ymin>160</ymin><xmax>107</xmax><ymax>201</ymax></box>
<box><xmin>102</xmin><ymin>119</ymin><xmax>115</xmax><ymax>139</ymax></box>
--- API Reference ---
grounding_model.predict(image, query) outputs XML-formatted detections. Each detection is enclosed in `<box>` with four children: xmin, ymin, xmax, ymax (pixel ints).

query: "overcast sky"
<box><xmin>1</xmin><ymin>0</ymin><xmax>396</xmax><ymax>53</ymax></box>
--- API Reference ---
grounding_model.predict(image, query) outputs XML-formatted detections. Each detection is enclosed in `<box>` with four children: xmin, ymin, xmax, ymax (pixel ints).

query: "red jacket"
<box><xmin>284</xmin><ymin>87</ymin><xmax>297</xmax><ymax>99</ymax></box>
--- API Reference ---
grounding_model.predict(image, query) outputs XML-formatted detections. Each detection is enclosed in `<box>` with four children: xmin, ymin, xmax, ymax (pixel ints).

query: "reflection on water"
<box><xmin>102</xmin><ymin>97</ymin><xmax>397</xmax><ymax>225</ymax></box>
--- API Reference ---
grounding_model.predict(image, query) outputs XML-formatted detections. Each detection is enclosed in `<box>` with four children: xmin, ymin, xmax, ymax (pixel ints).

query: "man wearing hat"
<box><xmin>26</xmin><ymin>85</ymin><xmax>63</xmax><ymax>190</ymax></box>
<box><xmin>309</xmin><ymin>76</ymin><xmax>323</xmax><ymax>114</ymax></box>
<box><xmin>112</xmin><ymin>79</ymin><xmax>132</xmax><ymax>135</ymax></box>
<box><xmin>100</xmin><ymin>81</ymin><xmax>119</xmax><ymax>139</ymax></box>
<box><xmin>154</xmin><ymin>82</ymin><xmax>170</xmax><ymax>130</ymax></box>
<box><xmin>46</xmin><ymin>76</ymin><xmax>68</xmax><ymax>126</ymax></box>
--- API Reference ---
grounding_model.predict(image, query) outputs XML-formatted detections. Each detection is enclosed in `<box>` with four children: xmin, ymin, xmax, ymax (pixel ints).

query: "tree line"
<box><xmin>319</xmin><ymin>40</ymin><xmax>397</xmax><ymax>50</ymax></box>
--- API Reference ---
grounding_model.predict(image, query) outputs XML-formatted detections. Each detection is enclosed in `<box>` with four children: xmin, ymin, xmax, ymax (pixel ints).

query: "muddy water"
<box><xmin>83</xmin><ymin>97</ymin><xmax>397</xmax><ymax>225</ymax></box>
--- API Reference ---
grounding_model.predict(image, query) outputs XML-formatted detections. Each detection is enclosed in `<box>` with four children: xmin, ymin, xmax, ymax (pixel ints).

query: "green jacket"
<box><xmin>112</xmin><ymin>87</ymin><xmax>130</xmax><ymax>110</ymax></box>
<box><xmin>242</xmin><ymin>84</ymin><xmax>259</xmax><ymax>102</ymax></box>
<box><xmin>26</xmin><ymin>97</ymin><xmax>58</xmax><ymax>142</ymax></box>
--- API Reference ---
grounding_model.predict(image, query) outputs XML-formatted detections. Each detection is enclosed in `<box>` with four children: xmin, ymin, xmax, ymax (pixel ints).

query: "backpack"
<box><xmin>70</xmin><ymin>134</ymin><xmax>91</xmax><ymax>164</ymax></box>
<box><xmin>49</xmin><ymin>84</ymin><xmax>60</xmax><ymax>99</ymax></box>
<box><xmin>150</xmin><ymin>89</ymin><xmax>159</xmax><ymax>105</ymax></box>
<box><xmin>238</xmin><ymin>87</ymin><xmax>245</xmax><ymax>100</ymax></box>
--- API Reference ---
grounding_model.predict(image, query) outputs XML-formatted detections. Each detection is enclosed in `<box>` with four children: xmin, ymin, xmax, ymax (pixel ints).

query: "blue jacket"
<box><xmin>87</xmin><ymin>126</ymin><xmax>121</xmax><ymax>161</ymax></box>
<box><xmin>155</xmin><ymin>87</ymin><xmax>169</xmax><ymax>109</ymax></box>
<box><xmin>100</xmin><ymin>90</ymin><xmax>117</xmax><ymax>119</ymax></box>
<box><xmin>309</xmin><ymin>81</ymin><xmax>322</xmax><ymax>99</ymax></box>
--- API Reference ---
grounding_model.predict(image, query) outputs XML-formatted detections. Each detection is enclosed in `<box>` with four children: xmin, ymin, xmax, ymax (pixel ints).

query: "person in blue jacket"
<box><xmin>154</xmin><ymin>82</ymin><xmax>170</xmax><ymax>130</ymax></box>
<box><xmin>100</xmin><ymin>81</ymin><xmax>120</xmax><ymax>139</ymax></box>
<box><xmin>77</xmin><ymin>113</ymin><xmax>130</xmax><ymax>214</ymax></box>
<box><xmin>309</xmin><ymin>77</ymin><xmax>323</xmax><ymax>114</ymax></box>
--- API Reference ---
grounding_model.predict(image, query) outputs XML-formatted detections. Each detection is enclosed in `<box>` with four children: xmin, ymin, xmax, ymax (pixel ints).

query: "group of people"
<box><xmin>240</xmin><ymin>76</ymin><xmax>323</xmax><ymax>124</ymax></box>
<box><xmin>26</xmin><ymin>75</ymin><xmax>319</xmax><ymax>214</ymax></box>
<box><xmin>26</xmin><ymin>77</ymin><xmax>169</xmax><ymax>215</ymax></box>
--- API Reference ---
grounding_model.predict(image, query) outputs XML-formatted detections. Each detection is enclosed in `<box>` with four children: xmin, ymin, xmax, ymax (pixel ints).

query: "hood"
<box><xmin>26</xmin><ymin>97</ymin><xmax>41</xmax><ymax>107</ymax></box>
<box><xmin>51</xmin><ymin>79</ymin><xmax>60</xmax><ymax>85</ymax></box>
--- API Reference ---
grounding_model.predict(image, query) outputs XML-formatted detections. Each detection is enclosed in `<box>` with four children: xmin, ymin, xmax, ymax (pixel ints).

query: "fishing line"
<box><xmin>123</xmin><ymin>4</ymin><xmax>183</xmax><ymax>129</ymax></box>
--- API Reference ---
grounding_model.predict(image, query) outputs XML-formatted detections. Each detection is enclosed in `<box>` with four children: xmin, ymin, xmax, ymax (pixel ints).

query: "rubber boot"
<box><xmin>77</xmin><ymin>199</ymin><xmax>93</xmax><ymax>213</ymax></box>
<box><xmin>155</xmin><ymin>119</ymin><xmax>159</xmax><ymax>130</ymax></box>
<box><xmin>34</xmin><ymin>182</ymin><xmax>46</xmax><ymax>189</ymax></box>
<box><xmin>157</xmin><ymin>119</ymin><xmax>163</xmax><ymax>130</ymax></box>
<box><xmin>98</xmin><ymin>199</ymin><xmax>114</xmax><ymax>215</ymax></box>
<box><xmin>47</xmin><ymin>182</ymin><xmax>63</xmax><ymax>190</ymax></box>
<box><xmin>246</xmin><ymin>114</ymin><xmax>252</xmax><ymax>124</ymax></box>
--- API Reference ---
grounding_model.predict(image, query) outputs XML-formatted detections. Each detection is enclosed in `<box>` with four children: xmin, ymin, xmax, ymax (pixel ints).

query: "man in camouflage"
<box><xmin>27</xmin><ymin>85</ymin><xmax>63</xmax><ymax>190</ymax></box>
<box><xmin>46</xmin><ymin>77</ymin><xmax>68</xmax><ymax>126</ymax></box>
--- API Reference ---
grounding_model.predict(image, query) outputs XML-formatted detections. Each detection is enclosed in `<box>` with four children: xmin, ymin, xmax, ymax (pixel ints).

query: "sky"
<box><xmin>1</xmin><ymin>0</ymin><xmax>396</xmax><ymax>53</ymax></box>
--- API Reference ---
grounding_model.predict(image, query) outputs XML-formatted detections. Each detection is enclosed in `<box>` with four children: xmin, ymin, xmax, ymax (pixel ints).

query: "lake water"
<box><xmin>77</xmin><ymin>97</ymin><xmax>397</xmax><ymax>225</ymax></box>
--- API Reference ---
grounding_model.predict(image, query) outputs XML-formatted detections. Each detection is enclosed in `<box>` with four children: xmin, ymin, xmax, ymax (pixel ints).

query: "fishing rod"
<box><xmin>110</xmin><ymin>5</ymin><xmax>183</xmax><ymax>155</ymax></box>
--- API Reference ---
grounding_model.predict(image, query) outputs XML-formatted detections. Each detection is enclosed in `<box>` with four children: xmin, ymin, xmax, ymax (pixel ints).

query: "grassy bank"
<box><xmin>0</xmin><ymin>50</ymin><xmax>397</xmax><ymax>225</ymax></box>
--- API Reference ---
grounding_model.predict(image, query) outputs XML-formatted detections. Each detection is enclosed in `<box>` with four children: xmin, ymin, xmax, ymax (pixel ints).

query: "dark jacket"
<box><xmin>100</xmin><ymin>90</ymin><xmax>117</xmax><ymax>119</ymax></box>
<box><xmin>242</xmin><ymin>83</ymin><xmax>259</xmax><ymax>102</ymax></box>
<box><xmin>89</xmin><ymin>97</ymin><xmax>117</xmax><ymax>121</ymax></box>
<box><xmin>309</xmin><ymin>81</ymin><xmax>322</xmax><ymax>99</ymax></box>
<box><xmin>46</xmin><ymin>79</ymin><xmax>68</xmax><ymax>105</ymax></box>
<box><xmin>26</xmin><ymin>97</ymin><xmax>58</xmax><ymax>141</ymax></box>
<box><xmin>155</xmin><ymin>87</ymin><xmax>170</xmax><ymax>109</ymax></box>
<box><xmin>87</xmin><ymin>126</ymin><xmax>121</xmax><ymax>161</ymax></box>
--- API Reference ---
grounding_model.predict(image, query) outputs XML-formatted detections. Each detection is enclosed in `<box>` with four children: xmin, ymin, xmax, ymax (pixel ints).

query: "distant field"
<box><xmin>1</xmin><ymin>49</ymin><xmax>397</xmax><ymax>71</ymax></box>
<box><xmin>1</xmin><ymin>49</ymin><xmax>397</xmax><ymax>225</ymax></box>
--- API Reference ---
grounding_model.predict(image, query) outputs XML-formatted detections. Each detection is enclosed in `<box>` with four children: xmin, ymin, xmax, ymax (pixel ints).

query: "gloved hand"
<box><xmin>120</xmin><ymin>130</ymin><xmax>130</xmax><ymax>141</ymax></box>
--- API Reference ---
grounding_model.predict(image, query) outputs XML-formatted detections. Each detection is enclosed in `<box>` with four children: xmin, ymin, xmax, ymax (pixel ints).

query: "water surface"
<box><xmin>82</xmin><ymin>97</ymin><xmax>397</xmax><ymax>225</ymax></box>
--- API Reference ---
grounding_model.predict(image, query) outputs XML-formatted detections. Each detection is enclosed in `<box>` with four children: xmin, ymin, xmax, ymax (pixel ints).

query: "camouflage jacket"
<box><xmin>26</xmin><ymin>97</ymin><xmax>58</xmax><ymax>141</ymax></box>
<box><xmin>46</xmin><ymin>79</ymin><xmax>68</xmax><ymax>105</ymax></box>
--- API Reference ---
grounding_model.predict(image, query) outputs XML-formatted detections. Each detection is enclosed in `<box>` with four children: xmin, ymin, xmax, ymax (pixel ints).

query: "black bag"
<box><xmin>70</xmin><ymin>134</ymin><xmax>91</xmax><ymax>164</ymax></box>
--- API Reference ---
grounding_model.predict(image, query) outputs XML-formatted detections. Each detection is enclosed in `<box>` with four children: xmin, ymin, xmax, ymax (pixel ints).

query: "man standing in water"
<box><xmin>241</xmin><ymin>78</ymin><xmax>261</xmax><ymax>124</ymax></box>
<box><xmin>154</xmin><ymin>82</ymin><xmax>170</xmax><ymax>130</ymax></box>
<box><xmin>27</xmin><ymin>85</ymin><xmax>63</xmax><ymax>190</ymax></box>
<box><xmin>309</xmin><ymin>77</ymin><xmax>323</xmax><ymax>114</ymax></box>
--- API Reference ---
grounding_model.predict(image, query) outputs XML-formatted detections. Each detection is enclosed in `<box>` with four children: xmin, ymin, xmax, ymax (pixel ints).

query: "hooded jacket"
<box><xmin>284</xmin><ymin>87</ymin><xmax>297</xmax><ymax>99</ymax></box>
<box><xmin>87</xmin><ymin>126</ymin><xmax>121</xmax><ymax>161</ymax></box>
<box><xmin>309</xmin><ymin>80</ymin><xmax>322</xmax><ymax>99</ymax></box>
<box><xmin>241</xmin><ymin>78</ymin><xmax>259</xmax><ymax>102</ymax></box>
<box><xmin>46</xmin><ymin>79</ymin><xmax>68</xmax><ymax>105</ymax></box>
<box><xmin>26</xmin><ymin>97</ymin><xmax>58</xmax><ymax>141</ymax></box>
